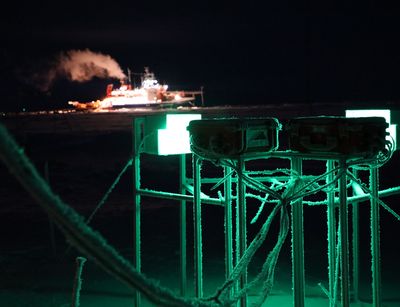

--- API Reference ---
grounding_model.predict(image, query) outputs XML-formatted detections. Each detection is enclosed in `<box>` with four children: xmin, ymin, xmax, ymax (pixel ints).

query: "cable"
<box><xmin>86</xmin><ymin>157</ymin><xmax>133</xmax><ymax>224</ymax></box>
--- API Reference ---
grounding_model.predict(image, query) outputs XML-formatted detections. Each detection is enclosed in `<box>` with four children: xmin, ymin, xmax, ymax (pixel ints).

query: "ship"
<box><xmin>68</xmin><ymin>67</ymin><xmax>203</xmax><ymax>110</ymax></box>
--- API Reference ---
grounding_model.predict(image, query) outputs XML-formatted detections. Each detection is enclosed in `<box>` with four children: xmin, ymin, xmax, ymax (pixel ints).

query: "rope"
<box><xmin>86</xmin><ymin>157</ymin><xmax>133</xmax><ymax>224</ymax></box>
<box><xmin>0</xmin><ymin>123</ymin><xmax>212</xmax><ymax>307</ymax></box>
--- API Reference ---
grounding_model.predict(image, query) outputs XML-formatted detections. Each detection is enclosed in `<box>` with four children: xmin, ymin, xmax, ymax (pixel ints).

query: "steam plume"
<box><xmin>22</xmin><ymin>49</ymin><xmax>126</xmax><ymax>92</ymax></box>
<box><xmin>58</xmin><ymin>49</ymin><xmax>126</xmax><ymax>82</ymax></box>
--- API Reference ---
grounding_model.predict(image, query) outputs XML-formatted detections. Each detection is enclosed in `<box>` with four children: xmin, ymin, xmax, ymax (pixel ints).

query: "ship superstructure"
<box><xmin>68</xmin><ymin>67</ymin><xmax>202</xmax><ymax>110</ymax></box>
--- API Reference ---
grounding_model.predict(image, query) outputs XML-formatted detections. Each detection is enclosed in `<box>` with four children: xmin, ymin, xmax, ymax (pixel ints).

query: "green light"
<box><xmin>157</xmin><ymin>114</ymin><xmax>202</xmax><ymax>155</ymax></box>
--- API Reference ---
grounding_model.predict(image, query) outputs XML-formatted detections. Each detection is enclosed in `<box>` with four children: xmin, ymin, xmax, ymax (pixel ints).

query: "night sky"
<box><xmin>2</xmin><ymin>2</ymin><xmax>400</xmax><ymax>111</ymax></box>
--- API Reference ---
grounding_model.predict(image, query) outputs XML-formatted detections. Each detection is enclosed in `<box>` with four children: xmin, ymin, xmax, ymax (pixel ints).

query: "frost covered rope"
<box><xmin>253</xmin><ymin>204</ymin><xmax>289</xmax><ymax>306</ymax></box>
<box><xmin>86</xmin><ymin>157</ymin><xmax>133</xmax><ymax>224</ymax></box>
<box><xmin>218</xmin><ymin>159</ymin><xmax>283</xmax><ymax>200</ymax></box>
<box><xmin>286</xmin><ymin>164</ymin><xmax>346</xmax><ymax>203</ymax></box>
<box><xmin>211</xmin><ymin>160</ymin><xmax>348</xmax><ymax>305</ymax></box>
<box><xmin>250</xmin><ymin>182</ymin><xmax>277</xmax><ymax>224</ymax></box>
<box><xmin>206</xmin><ymin>175</ymin><xmax>305</xmax><ymax>306</ymax></box>
<box><xmin>0</xmin><ymin>124</ymin><xmax>217</xmax><ymax>307</ymax></box>
<box><xmin>204</xmin><ymin>201</ymin><xmax>284</xmax><ymax>305</ymax></box>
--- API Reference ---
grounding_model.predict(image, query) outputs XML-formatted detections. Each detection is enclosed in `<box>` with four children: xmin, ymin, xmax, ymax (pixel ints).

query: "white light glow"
<box><xmin>165</xmin><ymin>114</ymin><xmax>201</xmax><ymax>131</ymax></box>
<box><xmin>345</xmin><ymin>109</ymin><xmax>391</xmax><ymax>124</ymax></box>
<box><xmin>158</xmin><ymin>130</ymin><xmax>191</xmax><ymax>155</ymax></box>
<box><xmin>157</xmin><ymin>114</ymin><xmax>202</xmax><ymax>155</ymax></box>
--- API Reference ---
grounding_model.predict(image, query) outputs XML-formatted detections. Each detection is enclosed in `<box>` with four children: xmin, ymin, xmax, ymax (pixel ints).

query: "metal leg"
<box><xmin>370</xmin><ymin>166</ymin><xmax>382</xmax><ymax>307</ymax></box>
<box><xmin>224</xmin><ymin>166</ymin><xmax>233</xmax><ymax>299</ymax></box>
<box><xmin>133</xmin><ymin>150</ymin><xmax>141</xmax><ymax>306</ymax></box>
<box><xmin>338</xmin><ymin>159</ymin><xmax>350</xmax><ymax>307</ymax></box>
<box><xmin>326</xmin><ymin>160</ymin><xmax>337</xmax><ymax>306</ymax></box>
<box><xmin>132</xmin><ymin>118</ymin><xmax>143</xmax><ymax>307</ymax></box>
<box><xmin>237</xmin><ymin>158</ymin><xmax>247</xmax><ymax>307</ymax></box>
<box><xmin>291</xmin><ymin>157</ymin><xmax>305</xmax><ymax>307</ymax></box>
<box><xmin>351</xmin><ymin>169</ymin><xmax>360</xmax><ymax>304</ymax></box>
<box><xmin>179</xmin><ymin>154</ymin><xmax>187</xmax><ymax>297</ymax></box>
<box><xmin>193</xmin><ymin>155</ymin><xmax>203</xmax><ymax>297</ymax></box>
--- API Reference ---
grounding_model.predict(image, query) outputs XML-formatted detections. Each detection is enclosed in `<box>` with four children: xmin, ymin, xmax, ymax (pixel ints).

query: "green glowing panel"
<box><xmin>345</xmin><ymin>109</ymin><xmax>397</xmax><ymax>151</ymax></box>
<box><xmin>156</xmin><ymin>114</ymin><xmax>201</xmax><ymax>155</ymax></box>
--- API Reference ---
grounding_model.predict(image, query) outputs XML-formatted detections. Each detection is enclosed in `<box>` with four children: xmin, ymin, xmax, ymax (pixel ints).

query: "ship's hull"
<box><xmin>108</xmin><ymin>97</ymin><xmax>194</xmax><ymax>109</ymax></box>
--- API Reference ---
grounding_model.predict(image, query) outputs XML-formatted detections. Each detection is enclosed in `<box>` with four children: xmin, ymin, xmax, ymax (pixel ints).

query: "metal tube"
<box><xmin>291</xmin><ymin>157</ymin><xmax>305</xmax><ymax>307</ymax></box>
<box><xmin>186</xmin><ymin>175</ymin><xmax>298</xmax><ymax>184</ymax></box>
<box><xmin>326</xmin><ymin>160</ymin><xmax>337</xmax><ymax>306</ymax></box>
<box><xmin>351</xmin><ymin>170</ymin><xmax>360</xmax><ymax>304</ymax></box>
<box><xmin>237</xmin><ymin>158</ymin><xmax>247</xmax><ymax>307</ymax></box>
<box><xmin>193</xmin><ymin>155</ymin><xmax>203</xmax><ymax>297</ymax></box>
<box><xmin>224</xmin><ymin>166</ymin><xmax>233</xmax><ymax>299</ymax></box>
<box><xmin>342</xmin><ymin>186</ymin><xmax>400</xmax><ymax>204</ymax></box>
<box><xmin>370</xmin><ymin>167</ymin><xmax>382</xmax><ymax>307</ymax></box>
<box><xmin>338</xmin><ymin>159</ymin><xmax>350</xmax><ymax>307</ymax></box>
<box><xmin>132</xmin><ymin>118</ymin><xmax>142</xmax><ymax>307</ymax></box>
<box><xmin>179</xmin><ymin>154</ymin><xmax>187</xmax><ymax>297</ymax></box>
<box><xmin>137</xmin><ymin>188</ymin><xmax>223</xmax><ymax>206</ymax></box>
